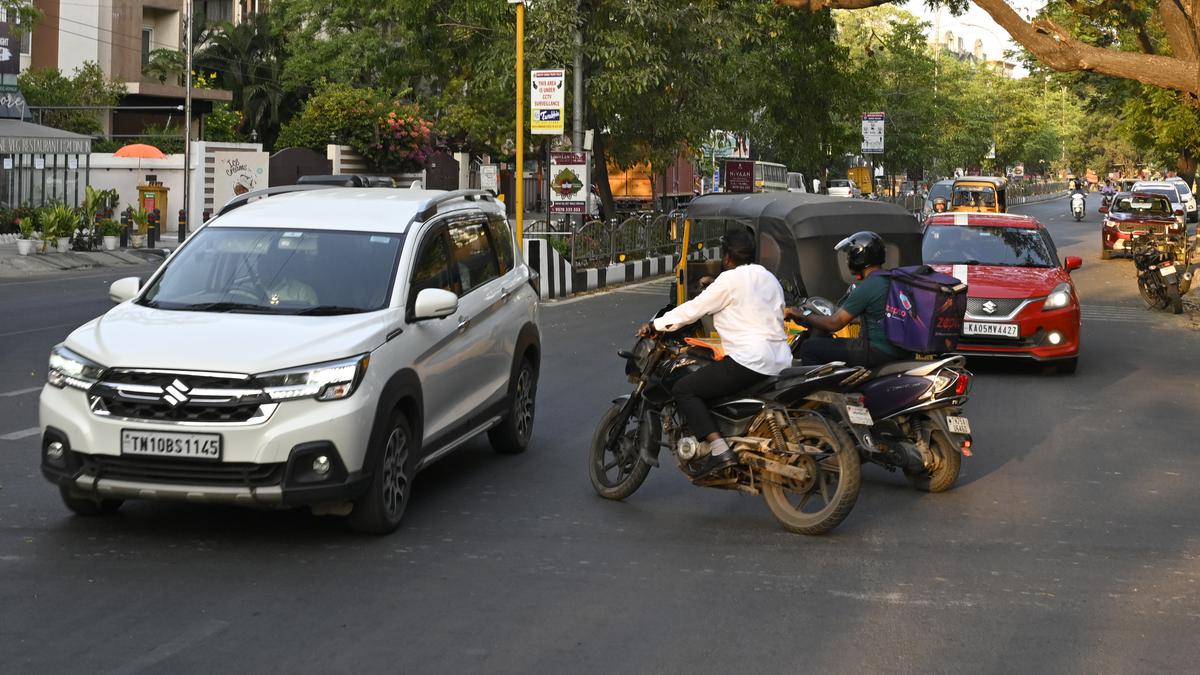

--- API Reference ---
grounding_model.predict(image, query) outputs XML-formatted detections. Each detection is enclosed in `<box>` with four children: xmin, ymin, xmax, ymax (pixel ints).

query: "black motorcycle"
<box><xmin>790</xmin><ymin>297</ymin><xmax>974</xmax><ymax>492</ymax></box>
<box><xmin>1131</xmin><ymin>231</ymin><xmax>1187</xmax><ymax>314</ymax></box>
<box><xmin>588</xmin><ymin>324</ymin><xmax>869</xmax><ymax>535</ymax></box>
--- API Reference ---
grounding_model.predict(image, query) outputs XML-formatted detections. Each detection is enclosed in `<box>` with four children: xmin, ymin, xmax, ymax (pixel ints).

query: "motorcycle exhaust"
<box><xmin>676</xmin><ymin>436</ymin><xmax>702</xmax><ymax>461</ymax></box>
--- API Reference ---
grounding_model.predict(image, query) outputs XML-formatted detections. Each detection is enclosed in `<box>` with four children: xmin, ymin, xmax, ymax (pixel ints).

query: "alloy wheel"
<box><xmin>381</xmin><ymin>427</ymin><xmax>410</xmax><ymax>519</ymax></box>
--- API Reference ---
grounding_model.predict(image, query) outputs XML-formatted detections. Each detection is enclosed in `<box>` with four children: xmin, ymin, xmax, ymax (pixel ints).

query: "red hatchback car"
<box><xmin>923</xmin><ymin>212</ymin><xmax>1082</xmax><ymax>373</ymax></box>
<box><xmin>1101</xmin><ymin>191</ymin><xmax>1180</xmax><ymax>259</ymax></box>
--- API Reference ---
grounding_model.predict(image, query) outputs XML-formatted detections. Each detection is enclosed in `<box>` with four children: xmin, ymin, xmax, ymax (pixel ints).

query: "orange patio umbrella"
<box><xmin>113</xmin><ymin>143</ymin><xmax>167</xmax><ymax>159</ymax></box>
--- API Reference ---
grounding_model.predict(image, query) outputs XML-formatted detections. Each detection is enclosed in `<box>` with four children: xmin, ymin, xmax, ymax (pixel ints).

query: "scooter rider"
<box><xmin>787</xmin><ymin>231</ymin><xmax>909</xmax><ymax>368</ymax></box>
<box><xmin>637</xmin><ymin>229</ymin><xmax>792</xmax><ymax>477</ymax></box>
<box><xmin>931</xmin><ymin>197</ymin><xmax>948</xmax><ymax>213</ymax></box>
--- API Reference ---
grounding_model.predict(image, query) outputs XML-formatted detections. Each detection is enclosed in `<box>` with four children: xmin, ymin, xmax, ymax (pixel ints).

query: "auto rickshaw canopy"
<box><xmin>950</xmin><ymin>176</ymin><xmax>1008</xmax><ymax>213</ymax></box>
<box><xmin>676</xmin><ymin>193</ymin><xmax>924</xmax><ymax>304</ymax></box>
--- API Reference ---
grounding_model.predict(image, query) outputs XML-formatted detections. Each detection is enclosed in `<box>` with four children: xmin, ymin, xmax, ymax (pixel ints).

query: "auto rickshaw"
<box><xmin>950</xmin><ymin>176</ymin><xmax>1007</xmax><ymax>213</ymax></box>
<box><xmin>670</xmin><ymin>193</ymin><xmax>924</xmax><ymax>339</ymax></box>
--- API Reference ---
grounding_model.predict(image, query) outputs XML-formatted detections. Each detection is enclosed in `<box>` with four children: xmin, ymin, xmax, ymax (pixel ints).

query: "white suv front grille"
<box><xmin>89</xmin><ymin>369</ymin><xmax>275</xmax><ymax>425</ymax></box>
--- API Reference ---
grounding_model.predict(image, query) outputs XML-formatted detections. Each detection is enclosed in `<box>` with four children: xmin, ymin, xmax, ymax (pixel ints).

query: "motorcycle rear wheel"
<box><xmin>588</xmin><ymin>403</ymin><xmax>652</xmax><ymax>501</ymax></box>
<box><xmin>1169</xmin><ymin>283</ymin><xmax>1184</xmax><ymax>314</ymax></box>
<box><xmin>905</xmin><ymin>430</ymin><xmax>961</xmax><ymax>493</ymax></box>
<box><xmin>1138</xmin><ymin>276</ymin><xmax>1169</xmax><ymax>310</ymax></box>
<box><xmin>761</xmin><ymin>416</ymin><xmax>860</xmax><ymax>535</ymax></box>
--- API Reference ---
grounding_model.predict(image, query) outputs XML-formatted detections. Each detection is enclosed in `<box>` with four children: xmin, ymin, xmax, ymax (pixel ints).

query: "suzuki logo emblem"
<box><xmin>163</xmin><ymin>379</ymin><xmax>190</xmax><ymax>407</ymax></box>
<box><xmin>982</xmin><ymin>300</ymin><xmax>997</xmax><ymax>314</ymax></box>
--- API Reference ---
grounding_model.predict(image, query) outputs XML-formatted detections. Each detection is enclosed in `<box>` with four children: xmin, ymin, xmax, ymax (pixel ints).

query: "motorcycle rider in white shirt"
<box><xmin>638</xmin><ymin>229</ymin><xmax>791</xmax><ymax>477</ymax></box>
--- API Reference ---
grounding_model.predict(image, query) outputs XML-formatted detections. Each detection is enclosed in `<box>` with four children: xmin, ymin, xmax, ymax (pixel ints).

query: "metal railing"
<box><xmin>524</xmin><ymin>212</ymin><xmax>684</xmax><ymax>268</ymax></box>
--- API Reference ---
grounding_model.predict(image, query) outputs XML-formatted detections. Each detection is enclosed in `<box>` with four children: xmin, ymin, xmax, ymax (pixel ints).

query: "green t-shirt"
<box><xmin>841</xmin><ymin>271</ymin><xmax>904</xmax><ymax>357</ymax></box>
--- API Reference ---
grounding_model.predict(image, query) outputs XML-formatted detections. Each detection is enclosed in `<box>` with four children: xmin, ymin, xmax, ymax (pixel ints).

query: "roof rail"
<box><xmin>413</xmin><ymin>189</ymin><xmax>496</xmax><ymax>222</ymax></box>
<box><xmin>216</xmin><ymin>184</ymin><xmax>337</xmax><ymax>216</ymax></box>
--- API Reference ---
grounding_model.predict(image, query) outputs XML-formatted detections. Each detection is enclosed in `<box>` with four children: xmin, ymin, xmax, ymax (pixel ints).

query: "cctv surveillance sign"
<box><xmin>531</xmin><ymin>69</ymin><xmax>566</xmax><ymax>136</ymax></box>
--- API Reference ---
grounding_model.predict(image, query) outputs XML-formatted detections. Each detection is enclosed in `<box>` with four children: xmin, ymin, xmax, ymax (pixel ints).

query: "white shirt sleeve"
<box><xmin>653</xmin><ymin>271</ymin><xmax>734</xmax><ymax>332</ymax></box>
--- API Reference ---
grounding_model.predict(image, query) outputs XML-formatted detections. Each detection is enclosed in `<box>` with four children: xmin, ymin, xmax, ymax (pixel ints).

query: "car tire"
<box><xmin>348</xmin><ymin>410</ymin><xmax>415</xmax><ymax>535</ymax></box>
<box><xmin>58</xmin><ymin>484</ymin><xmax>123</xmax><ymax>516</ymax></box>
<box><xmin>488</xmin><ymin>357</ymin><xmax>537</xmax><ymax>454</ymax></box>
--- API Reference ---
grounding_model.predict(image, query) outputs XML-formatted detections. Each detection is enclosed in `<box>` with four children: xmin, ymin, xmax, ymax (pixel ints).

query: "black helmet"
<box><xmin>835</xmin><ymin>231</ymin><xmax>886</xmax><ymax>274</ymax></box>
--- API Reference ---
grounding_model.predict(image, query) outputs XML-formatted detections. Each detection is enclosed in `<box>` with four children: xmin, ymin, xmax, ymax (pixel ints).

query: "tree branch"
<box><xmin>1157</xmin><ymin>0</ymin><xmax>1198</xmax><ymax>62</ymax></box>
<box><xmin>971</xmin><ymin>0</ymin><xmax>1200</xmax><ymax>95</ymax></box>
<box><xmin>775</xmin><ymin>0</ymin><xmax>895</xmax><ymax>10</ymax></box>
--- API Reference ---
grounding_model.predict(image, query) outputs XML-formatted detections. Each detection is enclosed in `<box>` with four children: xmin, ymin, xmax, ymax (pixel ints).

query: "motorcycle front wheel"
<box><xmin>588</xmin><ymin>403</ymin><xmax>652</xmax><ymax>501</ymax></box>
<box><xmin>761</xmin><ymin>415</ymin><xmax>860</xmax><ymax>535</ymax></box>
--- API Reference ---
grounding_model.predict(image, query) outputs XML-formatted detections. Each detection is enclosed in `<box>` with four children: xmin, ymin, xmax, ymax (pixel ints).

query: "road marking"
<box><xmin>0</xmin><ymin>386</ymin><xmax>41</xmax><ymax>398</ymax></box>
<box><xmin>0</xmin><ymin>321</ymin><xmax>82</xmax><ymax>339</ymax></box>
<box><xmin>0</xmin><ymin>427</ymin><xmax>40</xmax><ymax>441</ymax></box>
<box><xmin>105</xmin><ymin>619</ymin><xmax>230</xmax><ymax>675</ymax></box>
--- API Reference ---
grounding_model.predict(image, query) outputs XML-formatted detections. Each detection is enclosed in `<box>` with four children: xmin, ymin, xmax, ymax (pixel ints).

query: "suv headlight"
<box><xmin>255</xmin><ymin>354</ymin><xmax>370</xmax><ymax>402</ymax></box>
<box><xmin>48</xmin><ymin>345</ymin><xmax>106</xmax><ymax>390</ymax></box>
<box><xmin>1043</xmin><ymin>282</ymin><xmax>1073</xmax><ymax>310</ymax></box>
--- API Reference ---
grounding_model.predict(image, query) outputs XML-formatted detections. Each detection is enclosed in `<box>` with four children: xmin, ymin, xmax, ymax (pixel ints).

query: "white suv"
<box><xmin>39</xmin><ymin>185</ymin><xmax>540</xmax><ymax>534</ymax></box>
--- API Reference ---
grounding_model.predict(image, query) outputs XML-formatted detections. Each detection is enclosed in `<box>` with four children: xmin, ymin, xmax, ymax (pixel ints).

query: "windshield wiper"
<box><xmin>177</xmin><ymin>301</ymin><xmax>277</xmax><ymax>313</ymax></box>
<box><xmin>292</xmin><ymin>305</ymin><xmax>367</xmax><ymax>316</ymax></box>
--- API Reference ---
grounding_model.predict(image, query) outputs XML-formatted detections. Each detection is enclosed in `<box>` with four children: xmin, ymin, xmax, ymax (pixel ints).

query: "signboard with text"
<box><xmin>213</xmin><ymin>151</ymin><xmax>268</xmax><ymax>211</ymax></box>
<box><xmin>549</xmin><ymin>151</ymin><xmax>590</xmax><ymax>214</ymax></box>
<box><xmin>531</xmin><ymin>69</ymin><xmax>566</xmax><ymax>136</ymax></box>
<box><xmin>0</xmin><ymin>18</ymin><xmax>18</xmax><ymax>76</ymax></box>
<box><xmin>861</xmin><ymin>112</ymin><xmax>885</xmax><ymax>154</ymax></box>
<box><xmin>724</xmin><ymin>159</ymin><xmax>754</xmax><ymax>193</ymax></box>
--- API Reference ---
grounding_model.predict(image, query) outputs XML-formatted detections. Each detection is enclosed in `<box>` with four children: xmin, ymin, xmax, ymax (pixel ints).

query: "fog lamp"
<box><xmin>1047</xmin><ymin>331</ymin><xmax>1063</xmax><ymax>346</ymax></box>
<box><xmin>312</xmin><ymin>455</ymin><xmax>331</xmax><ymax>476</ymax></box>
<box><xmin>46</xmin><ymin>441</ymin><xmax>65</xmax><ymax>464</ymax></box>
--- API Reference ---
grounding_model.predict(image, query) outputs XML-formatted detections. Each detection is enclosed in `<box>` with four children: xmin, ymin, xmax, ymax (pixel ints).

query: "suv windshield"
<box><xmin>1169</xmin><ymin>180</ymin><xmax>1192</xmax><ymax>198</ymax></box>
<box><xmin>923</xmin><ymin>225</ymin><xmax>1058</xmax><ymax>268</ymax></box>
<box><xmin>140</xmin><ymin>227</ymin><xmax>404</xmax><ymax>314</ymax></box>
<box><xmin>1112</xmin><ymin>194</ymin><xmax>1171</xmax><ymax>216</ymax></box>
<box><xmin>828</xmin><ymin>180</ymin><xmax>850</xmax><ymax>188</ymax></box>
<box><xmin>1138</xmin><ymin>187</ymin><xmax>1180</xmax><ymax>205</ymax></box>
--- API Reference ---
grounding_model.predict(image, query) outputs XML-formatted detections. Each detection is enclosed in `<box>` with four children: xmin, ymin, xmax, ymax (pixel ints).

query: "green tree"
<box><xmin>17</xmin><ymin>62</ymin><xmax>127</xmax><ymax>136</ymax></box>
<box><xmin>275</xmin><ymin>80</ymin><xmax>384</xmax><ymax>151</ymax></box>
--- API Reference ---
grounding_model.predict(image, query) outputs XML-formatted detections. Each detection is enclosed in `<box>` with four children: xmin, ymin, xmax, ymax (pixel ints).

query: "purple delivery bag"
<box><xmin>882</xmin><ymin>265</ymin><xmax>968</xmax><ymax>354</ymax></box>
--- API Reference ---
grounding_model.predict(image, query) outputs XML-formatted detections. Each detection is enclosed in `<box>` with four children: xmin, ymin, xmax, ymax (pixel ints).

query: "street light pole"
<box><xmin>181</xmin><ymin>0</ymin><xmax>193</xmax><ymax>239</ymax></box>
<box><xmin>512</xmin><ymin>0</ymin><xmax>526</xmax><ymax>243</ymax></box>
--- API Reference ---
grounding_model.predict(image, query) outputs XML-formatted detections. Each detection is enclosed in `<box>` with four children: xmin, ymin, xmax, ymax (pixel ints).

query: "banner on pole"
<box><xmin>549</xmin><ymin>151</ymin><xmax>590</xmax><ymax>214</ymax></box>
<box><xmin>861</xmin><ymin>112</ymin><xmax>885</xmax><ymax>154</ymax></box>
<box><xmin>531</xmin><ymin>69</ymin><xmax>566</xmax><ymax>136</ymax></box>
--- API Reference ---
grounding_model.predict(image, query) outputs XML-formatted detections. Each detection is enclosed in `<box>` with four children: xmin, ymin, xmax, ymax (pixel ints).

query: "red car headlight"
<box><xmin>1042</xmin><ymin>282</ymin><xmax>1073</xmax><ymax>310</ymax></box>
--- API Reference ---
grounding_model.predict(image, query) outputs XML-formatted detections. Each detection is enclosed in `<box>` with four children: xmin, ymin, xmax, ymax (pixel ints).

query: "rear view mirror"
<box><xmin>1065</xmin><ymin>256</ymin><xmax>1083</xmax><ymax>272</ymax></box>
<box><xmin>412</xmin><ymin>288</ymin><xmax>458</xmax><ymax>320</ymax></box>
<box><xmin>108</xmin><ymin>277</ymin><xmax>141</xmax><ymax>303</ymax></box>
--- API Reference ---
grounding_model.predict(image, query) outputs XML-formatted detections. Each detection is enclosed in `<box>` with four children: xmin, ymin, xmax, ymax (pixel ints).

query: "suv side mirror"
<box><xmin>412</xmin><ymin>288</ymin><xmax>458</xmax><ymax>320</ymax></box>
<box><xmin>1064</xmin><ymin>256</ymin><xmax>1083</xmax><ymax>272</ymax></box>
<box><xmin>109</xmin><ymin>277</ymin><xmax>141</xmax><ymax>303</ymax></box>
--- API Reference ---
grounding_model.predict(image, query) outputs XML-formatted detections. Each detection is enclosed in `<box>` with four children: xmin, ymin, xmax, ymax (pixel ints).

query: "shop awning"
<box><xmin>0</xmin><ymin>119</ymin><xmax>92</xmax><ymax>155</ymax></box>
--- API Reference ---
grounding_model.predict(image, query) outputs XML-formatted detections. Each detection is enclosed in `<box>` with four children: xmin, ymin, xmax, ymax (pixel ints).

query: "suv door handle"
<box><xmin>457</xmin><ymin>316</ymin><xmax>470</xmax><ymax>332</ymax></box>
<box><xmin>500</xmin><ymin>285</ymin><xmax>516</xmax><ymax>302</ymax></box>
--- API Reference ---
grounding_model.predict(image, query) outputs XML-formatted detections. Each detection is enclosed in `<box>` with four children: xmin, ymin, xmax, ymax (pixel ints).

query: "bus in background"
<box><xmin>756</xmin><ymin>161</ymin><xmax>788</xmax><ymax>192</ymax></box>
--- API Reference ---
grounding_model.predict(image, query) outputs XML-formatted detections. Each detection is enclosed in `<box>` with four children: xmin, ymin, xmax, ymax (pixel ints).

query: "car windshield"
<box><xmin>1169</xmin><ymin>180</ymin><xmax>1192</xmax><ymax>197</ymax></box>
<box><xmin>1138</xmin><ymin>188</ymin><xmax>1179</xmax><ymax>204</ymax></box>
<box><xmin>828</xmin><ymin>180</ymin><xmax>850</xmax><ymax>188</ymax></box>
<box><xmin>952</xmin><ymin>185</ymin><xmax>996</xmax><ymax>207</ymax></box>
<box><xmin>140</xmin><ymin>227</ymin><xmax>404</xmax><ymax>314</ymax></box>
<box><xmin>928</xmin><ymin>183</ymin><xmax>952</xmax><ymax>204</ymax></box>
<box><xmin>1112</xmin><ymin>194</ymin><xmax>1171</xmax><ymax>215</ymax></box>
<box><xmin>923</xmin><ymin>225</ymin><xmax>1057</xmax><ymax>268</ymax></box>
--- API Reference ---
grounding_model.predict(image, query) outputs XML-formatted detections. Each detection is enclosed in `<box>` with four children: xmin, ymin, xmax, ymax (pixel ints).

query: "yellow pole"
<box><xmin>515</xmin><ymin>1</ymin><xmax>525</xmax><ymax>243</ymax></box>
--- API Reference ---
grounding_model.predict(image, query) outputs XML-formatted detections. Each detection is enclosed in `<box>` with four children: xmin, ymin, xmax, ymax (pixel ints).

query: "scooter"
<box><xmin>790</xmin><ymin>297</ymin><xmax>974</xmax><ymax>493</ymax></box>
<box><xmin>1071</xmin><ymin>193</ymin><xmax>1086</xmax><ymax>222</ymax></box>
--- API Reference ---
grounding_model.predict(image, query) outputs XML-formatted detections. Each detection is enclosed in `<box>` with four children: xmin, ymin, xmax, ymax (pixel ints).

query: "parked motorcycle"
<box><xmin>790</xmin><ymin>297</ymin><xmax>974</xmax><ymax>493</ymax></box>
<box><xmin>1071</xmin><ymin>193</ymin><xmax>1086</xmax><ymax>222</ymax></box>
<box><xmin>589</xmin><ymin>327</ymin><xmax>867</xmax><ymax>535</ymax></box>
<box><xmin>1131</xmin><ymin>231</ymin><xmax>1188</xmax><ymax>314</ymax></box>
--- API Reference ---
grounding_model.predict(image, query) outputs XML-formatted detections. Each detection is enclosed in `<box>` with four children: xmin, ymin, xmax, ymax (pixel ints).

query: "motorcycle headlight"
<box><xmin>1043</xmin><ymin>282</ymin><xmax>1073</xmax><ymax>311</ymax></box>
<box><xmin>255</xmin><ymin>354</ymin><xmax>370</xmax><ymax>402</ymax></box>
<box><xmin>48</xmin><ymin>345</ymin><xmax>106</xmax><ymax>390</ymax></box>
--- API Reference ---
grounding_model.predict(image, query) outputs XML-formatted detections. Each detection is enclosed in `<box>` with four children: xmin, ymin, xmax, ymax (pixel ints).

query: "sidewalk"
<box><xmin>0</xmin><ymin>240</ymin><xmax>167</xmax><ymax>278</ymax></box>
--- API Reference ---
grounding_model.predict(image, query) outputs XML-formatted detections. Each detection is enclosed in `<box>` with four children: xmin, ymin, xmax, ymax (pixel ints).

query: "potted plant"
<box><xmin>39</xmin><ymin>203</ymin><xmax>77</xmax><ymax>252</ymax></box>
<box><xmin>128</xmin><ymin>205</ymin><xmax>150</xmax><ymax>248</ymax></box>
<box><xmin>100</xmin><ymin>219</ymin><xmax>123</xmax><ymax>250</ymax></box>
<box><xmin>16</xmin><ymin>217</ymin><xmax>35</xmax><ymax>256</ymax></box>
